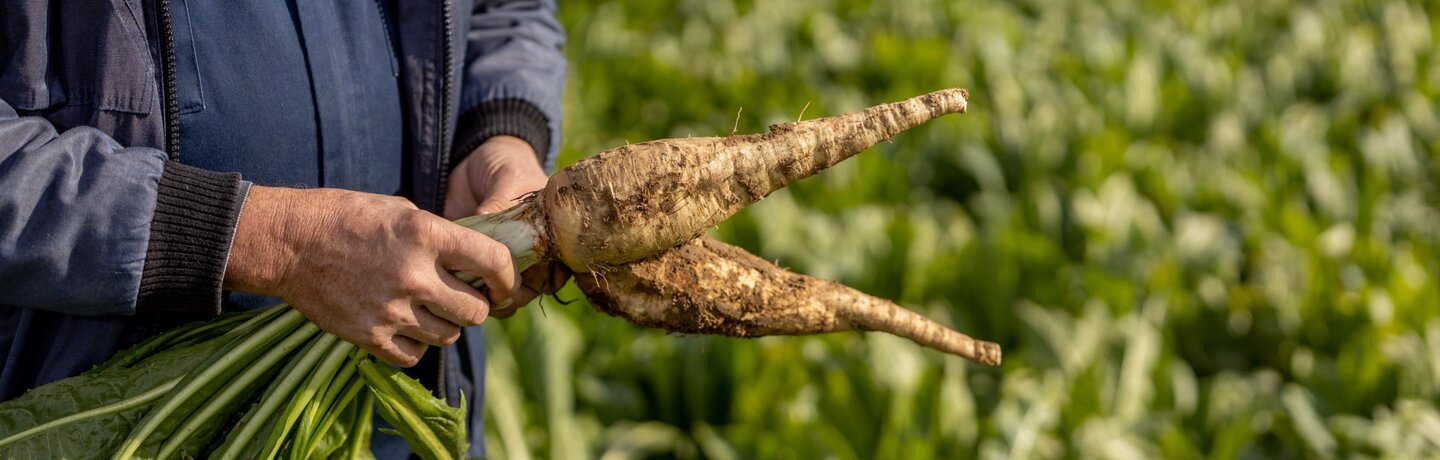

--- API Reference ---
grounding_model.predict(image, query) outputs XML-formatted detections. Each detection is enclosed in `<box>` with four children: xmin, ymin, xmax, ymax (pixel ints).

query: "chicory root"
<box><xmin>576</xmin><ymin>237</ymin><xmax>1001</xmax><ymax>365</ymax></box>
<box><xmin>540</xmin><ymin>88</ymin><xmax>971</xmax><ymax>272</ymax></box>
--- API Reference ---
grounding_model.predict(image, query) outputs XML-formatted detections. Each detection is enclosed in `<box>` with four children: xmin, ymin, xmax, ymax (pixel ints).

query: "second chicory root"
<box><xmin>577</xmin><ymin>237</ymin><xmax>1001</xmax><ymax>366</ymax></box>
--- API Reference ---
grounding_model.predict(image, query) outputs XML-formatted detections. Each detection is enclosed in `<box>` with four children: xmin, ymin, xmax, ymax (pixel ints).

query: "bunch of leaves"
<box><xmin>0</xmin><ymin>306</ymin><xmax>467</xmax><ymax>460</ymax></box>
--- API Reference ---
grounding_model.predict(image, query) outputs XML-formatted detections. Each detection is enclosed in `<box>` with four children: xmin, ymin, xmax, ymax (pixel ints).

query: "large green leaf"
<box><xmin>358</xmin><ymin>359</ymin><xmax>468</xmax><ymax>460</ymax></box>
<box><xmin>0</xmin><ymin>337</ymin><xmax>226</xmax><ymax>456</ymax></box>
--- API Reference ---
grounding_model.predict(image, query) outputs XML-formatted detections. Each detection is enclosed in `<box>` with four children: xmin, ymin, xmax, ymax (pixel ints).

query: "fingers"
<box><xmin>424</xmin><ymin>263</ymin><xmax>493</xmax><ymax>326</ymax></box>
<box><xmin>493</xmin><ymin>285</ymin><xmax>537</xmax><ymax>319</ymax></box>
<box><xmin>475</xmin><ymin>180</ymin><xmax>543</xmax><ymax>215</ymax></box>
<box><xmin>350</xmin><ymin>300</ymin><xmax>458</xmax><ymax>367</ymax></box>
<box><xmin>447</xmin><ymin>136</ymin><xmax>546</xmax><ymax>220</ymax></box>
<box><xmin>493</xmin><ymin>263</ymin><xmax>574</xmax><ymax>319</ymax></box>
<box><xmin>352</xmin><ymin>303</ymin><xmax>456</xmax><ymax>367</ymax></box>
<box><xmin>398</xmin><ymin>303</ymin><xmax>463</xmax><ymax>347</ymax></box>
<box><xmin>434</xmin><ymin>223</ymin><xmax>521</xmax><ymax>306</ymax></box>
<box><xmin>363</xmin><ymin>334</ymin><xmax>429</xmax><ymax>368</ymax></box>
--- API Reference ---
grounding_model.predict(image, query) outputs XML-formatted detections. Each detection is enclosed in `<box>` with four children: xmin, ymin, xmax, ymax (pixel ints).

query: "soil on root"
<box><xmin>577</xmin><ymin>237</ymin><xmax>846</xmax><ymax>338</ymax></box>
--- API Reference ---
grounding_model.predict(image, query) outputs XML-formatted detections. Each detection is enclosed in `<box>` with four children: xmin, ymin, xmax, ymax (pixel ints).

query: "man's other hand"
<box><xmin>224</xmin><ymin>186</ymin><xmax>520</xmax><ymax>367</ymax></box>
<box><xmin>444</xmin><ymin>135</ymin><xmax>570</xmax><ymax>318</ymax></box>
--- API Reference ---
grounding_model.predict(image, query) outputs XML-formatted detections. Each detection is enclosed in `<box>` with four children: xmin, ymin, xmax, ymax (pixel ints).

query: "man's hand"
<box><xmin>225</xmin><ymin>186</ymin><xmax>520</xmax><ymax>367</ymax></box>
<box><xmin>445</xmin><ymin>135</ymin><xmax>571</xmax><ymax>318</ymax></box>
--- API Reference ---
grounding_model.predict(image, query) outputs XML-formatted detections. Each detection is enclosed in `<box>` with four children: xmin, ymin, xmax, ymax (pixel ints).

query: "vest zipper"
<box><xmin>434</xmin><ymin>0</ymin><xmax>457</xmax><ymax>208</ymax></box>
<box><xmin>434</xmin><ymin>0</ymin><xmax>457</xmax><ymax>403</ymax></box>
<box><xmin>155</xmin><ymin>0</ymin><xmax>182</xmax><ymax>160</ymax></box>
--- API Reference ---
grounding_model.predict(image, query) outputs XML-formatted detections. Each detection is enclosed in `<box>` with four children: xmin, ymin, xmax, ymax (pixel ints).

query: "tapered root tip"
<box><xmin>972</xmin><ymin>341</ymin><xmax>1002</xmax><ymax>366</ymax></box>
<box><xmin>928</xmin><ymin>332</ymin><xmax>1001</xmax><ymax>366</ymax></box>
<box><xmin>923</xmin><ymin>88</ymin><xmax>969</xmax><ymax>115</ymax></box>
<box><xmin>838</xmin><ymin>290</ymin><xmax>1002</xmax><ymax>366</ymax></box>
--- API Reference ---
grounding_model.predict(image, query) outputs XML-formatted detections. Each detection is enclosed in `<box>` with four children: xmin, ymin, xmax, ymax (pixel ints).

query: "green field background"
<box><xmin>481</xmin><ymin>0</ymin><xmax>1440</xmax><ymax>458</ymax></box>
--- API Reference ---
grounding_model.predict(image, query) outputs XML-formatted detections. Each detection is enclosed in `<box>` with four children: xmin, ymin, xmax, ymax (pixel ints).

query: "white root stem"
<box><xmin>451</xmin><ymin>200</ymin><xmax>547</xmax><ymax>288</ymax></box>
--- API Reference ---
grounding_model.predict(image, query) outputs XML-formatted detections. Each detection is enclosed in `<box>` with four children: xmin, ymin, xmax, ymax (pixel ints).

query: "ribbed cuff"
<box><xmin>135</xmin><ymin>162</ymin><xmax>248</xmax><ymax>316</ymax></box>
<box><xmin>451</xmin><ymin>98</ymin><xmax>551</xmax><ymax>171</ymax></box>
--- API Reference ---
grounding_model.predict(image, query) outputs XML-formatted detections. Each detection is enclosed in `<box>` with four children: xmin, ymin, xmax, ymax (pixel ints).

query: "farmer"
<box><xmin>0</xmin><ymin>0</ymin><xmax>567</xmax><ymax>456</ymax></box>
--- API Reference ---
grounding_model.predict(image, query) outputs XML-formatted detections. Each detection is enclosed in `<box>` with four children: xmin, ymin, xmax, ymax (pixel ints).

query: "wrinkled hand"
<box><xmin>225</xmin><ymin>186</ymin><xmax>521</xmax><ymax>367</ymax></box>
<box><xmin>444</xmin><ymin>135</ymin><xmax>571</xmax><ymax>318</ymax></box>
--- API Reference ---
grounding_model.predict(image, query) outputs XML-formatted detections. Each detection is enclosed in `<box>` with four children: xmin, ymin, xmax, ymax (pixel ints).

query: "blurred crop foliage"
<box><xmin>482</xmin><ymin>0</ymin><xmax>1440</xmax><ymax>458</ymax></box>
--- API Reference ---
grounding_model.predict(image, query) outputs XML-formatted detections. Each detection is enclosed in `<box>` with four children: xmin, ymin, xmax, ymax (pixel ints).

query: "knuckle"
<box><xmin>485</xmin><ymin>239</ymin><xmax>515</xmax><ymax>266</ymax></box>
<box><xmin>386</xmin><ymin>195</ymin><xmax>415</xmax><ymax>207</ymax></box>
<box><xmin>461</xmin><ymin>297</ymin><xmax>490</xmax><ymax>326</ymax></box>
<box><xmin>448</xmin><ymin>305</ymin><xmax>484</xmax><ymax>327</ymax></box>
<box><xmin>439</xmin><ymin>298</ymin><xmax>482</xmax><ymax>327</ymax></box>
<box><xmin>375</xmin><ymin>194</ymin><xmax>419</xmax><ymax>213</ymax></box>
<box><xmin>394</xmin><ymin>271</ymin><xmax>429</xmax><ymax>296</ymax></box>
<box><xmin>378</xmin><ymin>304</ymin><xmax>410</xmax><ymax>326</ymax></box>
<box><xmin>466</xmin><ymin>237</ymin><xmax>506</xmax><ymax>270</ymax></box>
<box><xmin>396</xmin><ymin>210</ymin><xmax>437</xmax><ymax>240</ymax></box>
